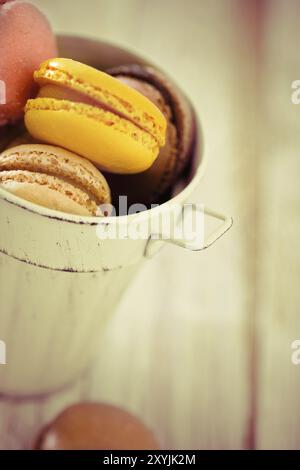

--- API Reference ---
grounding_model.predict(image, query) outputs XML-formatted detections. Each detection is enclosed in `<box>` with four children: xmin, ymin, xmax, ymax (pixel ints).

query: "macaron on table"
<box><xmin>36</xmin><ymin>403</ymin><xmax>159</xmax><ymax>450</ymax></box>
<box><xmin>0</xmin><ymin>0</ymin><xmax>232</xmax><ymax>406</ymax></box>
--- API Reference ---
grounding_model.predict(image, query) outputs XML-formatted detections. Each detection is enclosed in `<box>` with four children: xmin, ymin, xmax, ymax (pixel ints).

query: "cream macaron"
<box><xmin>0</xmin><ymin>144</ymin><xmax>111</xmax><ymax>216</ymax></box>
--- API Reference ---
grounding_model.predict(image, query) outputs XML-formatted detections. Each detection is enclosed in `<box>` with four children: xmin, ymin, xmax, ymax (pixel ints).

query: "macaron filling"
<box><xmin>0</xmin><ymin>148</ymin><xmax>110</xmax><ymax>203</ymax></box>
<box><xmin>0</xmin><ymin>170</ymin><xmax>99</xmax><ymax>214</ymax></box>
<box><xmin>0</xmin><ymin>167</ymin><xmax>98</xmax><ymax>205</ymax></box>
<box><xmin>37</xmin><ymin>84</ymin><xmax>161</xmax><ymax>141</ymax></box>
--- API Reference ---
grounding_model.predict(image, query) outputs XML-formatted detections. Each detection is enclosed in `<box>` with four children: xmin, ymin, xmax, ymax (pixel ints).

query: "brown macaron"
<box><xmin>105</xmin><ymin>64</ymin><xmax>196</xmax><ymax>209</ymax></box>
<box><xmin>5</xmin><ymin>130</ymin><xmax>39</xmax><ymax>149</ymax></box>
<box><xmin>0</xmin><ymin>122</ymin><xmax>26</xmax><ymax>152</ymax></box>
<box><xmin>36</xmin><ymin>403</ymin><xmax>160</xmax><ymax>450</ymax></box>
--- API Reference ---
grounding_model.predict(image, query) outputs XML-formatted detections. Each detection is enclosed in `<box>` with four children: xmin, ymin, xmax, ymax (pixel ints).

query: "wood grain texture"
<box><xmin>256</xmin><ymin>0</ymin><xmax>300</xmax><ymax>450</ymax></box>
<box><xmin>4</xmin><ymin>0</ymin><xmax>296</xmax><ymax>450</ymax></box>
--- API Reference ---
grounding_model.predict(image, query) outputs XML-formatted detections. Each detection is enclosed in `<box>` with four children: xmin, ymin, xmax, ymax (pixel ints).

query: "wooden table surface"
<box><xmin>0</xmin><ymin>0</ymin><xmax>299</xmax><ymax>449</ymax></box>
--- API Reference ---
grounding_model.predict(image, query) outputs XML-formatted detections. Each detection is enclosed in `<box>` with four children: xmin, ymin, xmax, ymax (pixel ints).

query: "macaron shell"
<box><xmin>112</xmin><ymin>76</ymin><xmax>178</xmax><ymax>203</ymax></box>
<box><xmin>0</xmin><ymin>172</ymin><xmax>96</xmax><ymax>216</ymax></box>
<box><xmin>0</xmin><ymin>123</ymin><xmax>26</xmax><ymax>152</ymax></box>
<box><xmin>5</xmin><ymin>131</ymin><xmax>39</xmax><ymax>149</ymax></box>
<box><xmin>105</xmin><ymin>119</ymin><xmax>178</xmax><ymax>207</ymax></box>
<box><xmin>25</xmin><ymin>101</ymin><xmax>158</xmax><ymax>174</ymax></box>
<box><xmin>0</xmin><ymin>144</ymin><xmax>111</xmax><ymax>216</ymax></box>
<box><xmin>108</xmin><ymin>64</ymin><xmax>196</xmax><ymax>178</ymax></box>
<box><xmin>34</xmin><ymin>58</ymin><xmax>166</xmax><ymax>145</ymax></box>
<box><xmin>0</xmin><ymin>1</ymin><xmax>57</xmax><ymax>125</ymax></box>
<box><xmin>36</xmin><ymin>403</ymin><xmax>159</xmax><ymax>450</ymax></box>
<box><xmin>0</xmin><ymin>143</ymin><xmax>111</xmax><ymax>203</ymax></box>
<box><xmin>106</xmin><ymin>64</ymin><xmax>196</xmax><ymax>206</ymax></box>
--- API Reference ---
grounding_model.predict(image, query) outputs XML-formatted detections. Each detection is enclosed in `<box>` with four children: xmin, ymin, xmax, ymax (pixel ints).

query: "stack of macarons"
<box><xmin>0</xmin><ymin>1</ymin><xmax>195</xmax><ymax>217</ymax></box>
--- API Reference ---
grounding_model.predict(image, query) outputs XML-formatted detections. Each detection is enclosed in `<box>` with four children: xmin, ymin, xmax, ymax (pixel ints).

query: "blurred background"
<box><xmin>1</xmin><ymin>0</ymin><xmax>299</xmax><ymax>449</ymax></box>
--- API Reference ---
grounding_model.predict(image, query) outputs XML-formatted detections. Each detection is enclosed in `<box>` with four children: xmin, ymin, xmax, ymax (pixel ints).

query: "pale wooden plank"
<box><xmin>256</xmin><ymin>0</ymin><xmax>300</xmax><ymax>450</ymax></box>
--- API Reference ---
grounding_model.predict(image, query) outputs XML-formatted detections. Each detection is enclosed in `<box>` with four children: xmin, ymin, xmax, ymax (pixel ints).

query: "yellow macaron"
<box><xmin>24</xmin><ymin>58</ymin><xmax>167</xmax><ymax>174</ymax></box>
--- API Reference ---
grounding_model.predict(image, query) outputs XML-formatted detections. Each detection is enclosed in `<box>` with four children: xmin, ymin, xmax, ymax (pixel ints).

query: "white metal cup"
<box><xmin>0</xmin><ymin>37</ymin><xmax>232</xmax><ymax>396</ymax></box>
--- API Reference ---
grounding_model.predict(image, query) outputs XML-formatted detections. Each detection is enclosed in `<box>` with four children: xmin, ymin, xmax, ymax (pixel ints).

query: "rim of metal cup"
<box><xmin>0</xmin><ymin>158</ymin><xmax>205</xmax><ymax>225</ymax></box>
<box><xmin>0</xmin><ymin>35</ymin><xmax>205</xmax><ymax>226</ymax></box>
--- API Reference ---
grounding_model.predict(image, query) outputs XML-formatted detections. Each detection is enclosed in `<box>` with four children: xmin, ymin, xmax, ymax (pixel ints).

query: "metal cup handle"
<box><xmin>145</xmin><ymin>205</ymin><xmax>233</xmax><ymax>258</ymax></box>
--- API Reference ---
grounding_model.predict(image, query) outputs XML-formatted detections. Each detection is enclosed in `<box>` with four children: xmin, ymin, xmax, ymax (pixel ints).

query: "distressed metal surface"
<box><xmin>0</xmin><ymin>251</ymin><xmax>142</xmax><ymax>395</ymax></box>
<box><xmin>0</xmin><ymin>144</ymin><xmax>203</xmax><ymax>395</ymax></box>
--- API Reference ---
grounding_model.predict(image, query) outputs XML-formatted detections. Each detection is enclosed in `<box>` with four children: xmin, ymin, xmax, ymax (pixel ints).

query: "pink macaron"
<box><xmin>0</xmin><ymin>0</ymin><xmax>57</xmax><ymax>126</ymax></box>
